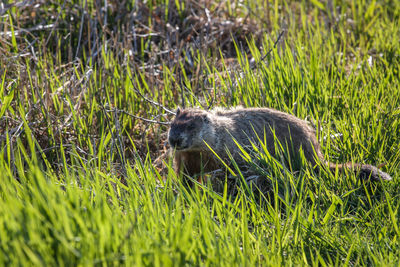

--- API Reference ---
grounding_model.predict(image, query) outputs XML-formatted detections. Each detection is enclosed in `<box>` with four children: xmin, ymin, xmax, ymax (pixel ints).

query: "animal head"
<box><xmin>168</xmin><ymin>108</ymin><xmax>214</xmax><ymax>151</ymax></box>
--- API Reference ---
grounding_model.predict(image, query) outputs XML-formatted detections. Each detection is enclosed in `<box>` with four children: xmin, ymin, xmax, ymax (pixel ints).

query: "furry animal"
<box><xmin>168</xmin><ymin>107</ymin><xmax>392</xmax><ymax>184</ymax></box>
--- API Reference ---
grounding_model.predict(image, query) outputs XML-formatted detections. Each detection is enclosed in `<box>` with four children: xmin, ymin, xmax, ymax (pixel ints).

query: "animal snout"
<box><xmin>169</xmin><ymin>136</ymin><xmax>182</xmax><ymax>148</ymax></box>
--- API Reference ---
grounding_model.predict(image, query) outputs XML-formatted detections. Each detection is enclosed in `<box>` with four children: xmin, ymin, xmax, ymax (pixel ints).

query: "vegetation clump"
<box><xmin>0</xmin><ymin>0</ymin><xmax>399</xmax><ymax>265</ymax></box>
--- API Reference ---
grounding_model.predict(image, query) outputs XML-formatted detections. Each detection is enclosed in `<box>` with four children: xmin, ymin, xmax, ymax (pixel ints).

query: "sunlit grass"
<box><xmin>0</xmin><ymin>0</ymin><xmax>399</xmax><ymax>265</ymax></box>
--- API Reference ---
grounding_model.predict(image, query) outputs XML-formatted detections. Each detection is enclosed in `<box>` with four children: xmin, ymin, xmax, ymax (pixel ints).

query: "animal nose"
<box><xmin>169</xmin><ymin>136</ymin><xmax>182</xmax><ymax>148</ymax></box>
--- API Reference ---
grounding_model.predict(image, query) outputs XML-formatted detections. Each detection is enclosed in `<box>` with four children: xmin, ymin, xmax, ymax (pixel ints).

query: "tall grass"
<box><xmin>0</xmin><ymin>0</ymin><xmax>399</xmax><ymax>265</ymax></box>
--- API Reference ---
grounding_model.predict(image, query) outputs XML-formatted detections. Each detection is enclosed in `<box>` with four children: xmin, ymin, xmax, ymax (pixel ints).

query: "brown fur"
<box><xmin>168</xmin><ymin>107</ymin><xmax>392</xmax><ymax>183</ymax></box>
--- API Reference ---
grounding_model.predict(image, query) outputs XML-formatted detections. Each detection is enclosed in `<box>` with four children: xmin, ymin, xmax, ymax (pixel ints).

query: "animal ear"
<box><xmin>202</xmin><ymin>114</ymin><xmax>210</xmax><ymax>123</ymax></box>
<box><xmin>176</xmin><ymin>107</ymin><xmax>181</xmax><ymax>116</ymax></box>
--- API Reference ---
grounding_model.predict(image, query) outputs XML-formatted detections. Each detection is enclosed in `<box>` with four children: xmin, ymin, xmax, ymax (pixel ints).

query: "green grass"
<box><xmin>0</xmin><ymin>0</ymin><xmax>400</xmax><ymax>265</ymax></box>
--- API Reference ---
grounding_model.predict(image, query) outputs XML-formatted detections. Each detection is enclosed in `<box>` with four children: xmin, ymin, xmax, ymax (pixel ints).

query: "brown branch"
<box><xmin>127</xmin><ymin>73</ymin><xmax>176</xmax><ymax>115</ymax></box>
<box><xmin>107</xmin><ymin>108</ymin><xmax>171</xmax><ymax>126</ymax></box>
<box><xmin>251</xmin><ymin>30</ymin><xmax>285</xmax><ymax>69</ymax></box>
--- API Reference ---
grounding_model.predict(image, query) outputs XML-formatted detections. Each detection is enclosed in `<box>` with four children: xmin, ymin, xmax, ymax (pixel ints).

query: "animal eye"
<box><xmin>187</xmin><ymin>123</ymin><xmax>196</xmax><ymax>130</ymax></box>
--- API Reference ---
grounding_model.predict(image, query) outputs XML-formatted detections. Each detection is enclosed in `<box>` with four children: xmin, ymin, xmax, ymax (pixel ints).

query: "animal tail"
<box><xmin>328</xmin><ymin>162</ymin><xmax>392</xmax><ymax>181</ymax></box>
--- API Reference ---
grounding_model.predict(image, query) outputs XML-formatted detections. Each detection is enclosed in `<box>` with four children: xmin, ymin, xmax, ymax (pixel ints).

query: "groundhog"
<box><xmin>168</xmin><ymin>107</ymin><xmax>392</xmax><ymax>186</ymax></box>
